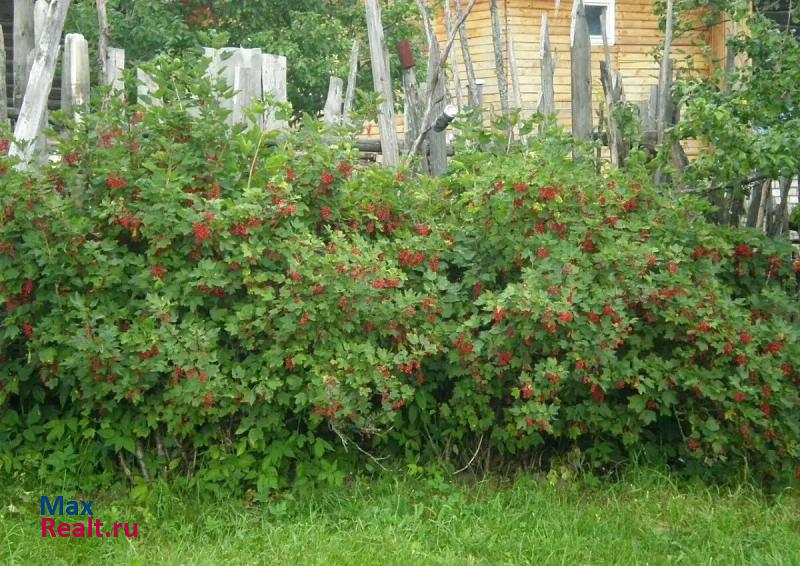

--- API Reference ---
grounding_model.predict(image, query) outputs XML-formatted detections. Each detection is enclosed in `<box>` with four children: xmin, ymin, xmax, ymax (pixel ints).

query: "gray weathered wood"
<box><xmin>205</xmin><ymin>47</ymin><xmax>264</xmax><ymax>126</ymax></box>
<box><xmin>656</xmin><ymin>0</ymin><xmax>674</xmax><ymax>145</ymax></box>
<box><xmin>61</xmin><ymin>33</ymin><xmax>90</xmax><ymax>116</ymax></box>
<box><xmin>489</xmin><ymin>0</ymin><xmax>509</xmax><ymax>118</ymax></box>
<box><xmin>570</xmin><ymin>0</ymin><xmax>593</xmax><ymax>142</ymax></box>
<box><xmin>137</xmin><ymin>68</ymin><xmax>161</xmax><ymax>106</ymax></box>
<box><xmin>599</xmin><ymin>16</ymin><xmax>626</xmax><ymax>166</ymax></box>
<box><xmin>444</xmin><ymin>0</ymin><xmax>463</xmax><ymax>110</ymax></box>
<box><xmin>97</xmin><ymin>0</ymin><xmax>111</xmax><ymax>85</ymax></box>
<box><xmin>33</xmin><ymin>0</ymin><xmax>47</xmax><ymax>43</ymax></box>
<box><xmin>13</xmin><ymin>0</ymin><xmax>35</xmax><ymax>107</ymax></box>
<box><xmin>343</xmin><ymin>40</ymin><xmax>360</xmax><ymax>121</ymax></box>
<box><xmin>364</xmin><ymin>0</ymin><xmax>400</xmax><ymax>165</ymax></box>
<box><xmin>106</xmin><ymin>47</ymin><xmax>125</xmax><ymax>92</ymax></box>
<box><xmin>0</xmin><ymin>26</ymin><xmax>7</xmax><ymax>125</ymax></box>
<box><xmin>401</xmin><ymin>67</ymin><xmax>421</xmax><ymax>153</ymax></box>
<box><xmin>323</xmin><ymin>76</ymin><xmax>344</xmax><ymax>126</ymax></box>
<box><xmin>11</xmin><ymin>0</ymin><xmax>72</xmax><ymax>165</ymax></box>
<box><xmin>453</xmin><ymin>0</ymin><xmax>479</xmax><ymax>109</ymax></box>
<box><xmin>507</xmin><ymin>27</ymin><xmax>523</xmax><ymax>112</ymax></box>
<box><xmin>262</xmin><ymin>53</ymin><xmax>287</xmax><ymax>130</ymax></box>
<box><xmin>538</xmin><ymin>14</ymin><xmax>555</xmax><ymax>125</ymax></box>
<box><xmin>427</xmin><ymin>39</ymin><xmax>448</xmax><ymax>177</ymax></box>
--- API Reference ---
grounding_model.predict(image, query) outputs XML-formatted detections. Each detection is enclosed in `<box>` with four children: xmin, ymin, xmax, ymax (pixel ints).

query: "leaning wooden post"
<box><xmin>11</xmin><ymin>0</ymin><xmax>72</xmax><ymax>165</ymax></box>
<box><xmin>570</xmin><ymin>0</ymin><xmax>593</xmax><ymax>143</ymax></box>
<box><xmin>443</xmin><ymin>0</ymin><xmax>463</xmax><ymax>110</ymax></box>
<box><xmin>13</xmin><ymin>0</ymin><xmax>35</xmax><ymax>108</ymax></box>
<box><xmin>262</xmin><ymin>53</ymin><xmax>287</xmax><ymax>130</ymax></box>
<box><xmin>0</xmin><ymin>26</ymin><xmax>7</xmax><ymax>125</ymax></box>
<box><xmin>364</xmin><ymin>0</ymin><xmax>400</xmax><ymax>166</ymax></box>
<box><xmin>538</xmin><ymin>15</ymin><xmax>555</xmax><ymax>128</ymax></box>
<box><xmin>453</xmin><ymin>0</ymin><xmax>479</xmax><ymax>109</ymax></box>
<box><xmin>489</xmin><ymin>0</ymin><xmax>509</xmax><ymax>118</ymax></box>
<box><xmin>96</xmin><ymin>0</ymin><xmax>111</xmax><ymax>85</ymax></box>
<box><xmin>507</xmin><ymin>27</ymin><xmax>523</xmax><ymax>111</ymax></box>
<box><xmin>343</xmin><ymin>39</ymin><xmax>360</xmax><ymax>121</ymax></box>
<box><xmin>61</xmin><ymin>33</ymin><xmax>90</xmax><ymax>117</ymax></box>
<box><xmin>323</xmin><ymin>76</ymin><xmax>344</xmax><ymax>126</ymax></box>
<box><xmin>599</xmin><ymin>14</ymin><xmax>626</xmax><ymax>166</ymax></box>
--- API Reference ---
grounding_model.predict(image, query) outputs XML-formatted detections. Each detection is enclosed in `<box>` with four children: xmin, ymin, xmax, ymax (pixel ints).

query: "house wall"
<box><xmin>434</xmin><ymin>0</ymin><xmax>715</xmax><ymax>129</ymax></box>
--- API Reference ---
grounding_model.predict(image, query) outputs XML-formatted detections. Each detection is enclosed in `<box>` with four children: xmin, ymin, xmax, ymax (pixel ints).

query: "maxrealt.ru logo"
<box><xmin>40</xmin><ymin>496</ymin><xmax>138</xmax><ymax>538</ymax></box>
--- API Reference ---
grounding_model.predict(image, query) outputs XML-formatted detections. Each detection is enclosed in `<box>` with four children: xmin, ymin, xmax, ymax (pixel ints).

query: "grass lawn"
<box><xmin>1</xmin><ymin>470</ymin><xmax>798</xmax><ymax>565</ymax></box>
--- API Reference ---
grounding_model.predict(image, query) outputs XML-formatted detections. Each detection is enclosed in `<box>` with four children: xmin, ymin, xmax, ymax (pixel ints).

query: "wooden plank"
<box><xmin>137</xmin><ymin>68</ymin><xmax>161</xmax><ymax>107</ymax></box>
<box><xmin>96</xmin><ymin>0</ymin><xmax>110</xmax><ymax>85</ymax></box>
<box><xmin>444</xmin><ymin>0</ymin><xmax>463</xmax><ymax>110</ymax></box>
<box><xmin>262</xmin><ymin>53</ymin><xmax>287</xmax><ymax>130</ymax></box>
<box><xmin>106</xmin><ymin>47</ymin><xmax>125</xmax><ymax>92</ymax></box>
<box><xmin>507</xmin><ymin>26</ymin><xmax>522</xmax><ymax>111</ymax></box>
<box><xmin>0</xmin><ymin>25</ymin><xmax>7</xmax><ymax>125</ymax></box>
<box><xmin>453</xmin><ymin>0</ymin><xmax>479</xmax><ymax>109</ymax></box>
<box><xmin>570</xmin><ymin>0</ymin><xmax>593</xmax><ymax>142</ymax></box>
<box><xmin>33</xmin><ymin>0</ymin><xmax>47</xmax><ymax>42</ymax></box>
<box><xmin>656</xmin><ymin>0</ymin><xmax>674</xmax><ymax>145</ymax></box>
<box><xmin>427</xmin><ymin>39</ymin><xmax>447</xmax><ymax>176</ymax></box>
<box><xmin>323</xmin><ymin>76</ymin><xmax>343</xmax><ymax>126</ymax></box>
<box><xmin>364</xmin><ymin>0</ymin><xmax>399</xmax><ymax>165</ymax></box>
<box><xmin>61</xmin><ymin>33</ymin><xmax>90</xmax><ymax>115</ymax></box>
<box><xmin>11</xmin><ymin>0</ymin><xmax>72</xmax><ymax>165</ymax></box>
<box><xmin>489</xmin><ymin>0</ymin><xmax>508</xmax><ymax>117</ymax></box>
<box><xmin>232</xmin><ymin>48</ymin><xmax>263</xmax><ymax>127</ymax></box>
<box><xmin>343</xmin><ymin>39</ymin><xmax>360</xmax><ymax>121</ymax></box>
<box><xmin>538</xmin><ymin>14</ymin><xmax>555</xmax><ymax>125</ymax></box>
<box><xmin>13</xmin><ymin>0</ymin><xmax>35</xmax><ymax>107</ymax></box>
<box><xmin>599</xmin><ymin>14</ymin><xmax>626</xmax><ymax>166</ymax></box>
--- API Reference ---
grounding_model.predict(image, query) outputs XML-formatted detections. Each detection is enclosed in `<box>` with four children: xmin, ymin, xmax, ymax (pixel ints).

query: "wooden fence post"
<box><xmin>0</xmin><ymin>26</ymin><xmax>7</xmax><ymax>125</ymax></box>
<box><xmin>427</xmin><ymin>39</ymin><xmax>448</xmax><ymax>176</ymax></box>
<box><xmin>538</xmin><ymin>15</ymin><xmax>556</xmax><ymax>130</ymax></box>
<box><xmin>397</xmin><ymin>40</ymin><xmax>421</xmax><ymax>153</ymax></box>
<box><xmin>136</xmin><ymin>68</ymin><xmax>160</xmax><ymax>106</ymax></box>
<box><xmin>508</xmin><ymin>27</ymin><xmax>522</xmax><ymax>111</ymax></box>
<box><xmin>262</xmin><ymin>53</ymin><xmax>287</xmax><ymax>130</ymax></box>
<box><xmin>13</xmin><ymin>0</ymin><xmax>35</xmax><ymax>108</ymax></box>
<box><xmin>570</xmin><ymin>0</ymin><xmax>593</xmax><ymax>143</ymax></box>
<box><xmin>599</xmin><ymin>15</ymin><xmax>626</xmax><ymax>166</ymax></box>
<box><xmin>96</xmin><ymin>0</ymin><xmax>110</xmax><ymax>85</ymax></box>
<box><xmin>453</xmin><ymin>0</ymin><xmax>479</xmax><ymax>109</ymax></box>
<box><xmin>323</xmin><ymin>76</ymin><xmax>344</xmax><ymax>126</ymax></box>
<box><xmin>61</xmin><ymin>33</ymin><xmax>90</xmax><ymax>116</ymax></box>
<box><xmin>106</xmin><ymin>47</ymin><xmax>125</xmax><ymax>92</ymax></box>
<box><xmin>444</xmin><ymin>0</ymin><xmax>463</xmax><ymax>110</ymax></box>
<box><xmin>364</xmin><ymin>0</ymin><xmax>400</xmax><ymax>166</ymax></box>
<box><xmin>11</xmin><ymin>0</ymin><xmax>72</xmax><ymax>165</ymax></box>
<box><xmin>343</xmin><ymin>40</ymin><xmax>360</xmax><ymax>121</ymax></box>
<box><xmin>489</xmin><ymin>0</ymin><xmax>509</xmax><ymax>118</ymax></box>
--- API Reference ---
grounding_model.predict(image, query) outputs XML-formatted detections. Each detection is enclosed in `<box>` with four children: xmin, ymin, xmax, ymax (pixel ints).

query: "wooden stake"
<box><xmin>444</xmin><ymin>0</ymin><xmax>463</xmax><ymax>110</ymax></box>
<box><xmin>538</xmin><ymin>15</ymin><xmax>555</xmax><ymax>125</ymax></box>
<box><xmin>12</xmin><ymin>0</ymin><xmax>71</xmax><ymax>165</ymax></box>
<box><xmin>507</xmin><ymin>27</ymin><xmax>522</xmax><ymax>111</ymax></box>
<box><xmin>343</xmin><ymin>39</ymin><xmax>360</xmax><ymax>121</ymax></box>
<box><xmin>97</xmin><ymin>0</ymin><xmax>110</xmax><ymax>85</ymax></box>
<box><xmin>599</xmin><ymin>14</ymin><xmax>626</xmax><ymax>165</ymax></box>
<box><xmin>364</xmin><ymin>0</ymin><xmax>399</xmax><ymax>166</ymax></box>
<box><xmin>106</xmin><ymin>47</ymin><xmax>125</xmax><ymax>92</ymax></box>
<box><xmin>262</xmin><ymin>53</ymin><xmax>287</xmax><ymax>130</ymax></box>
<box><xmin>61</xmin><ymin>33</ymin><xmax>90</xmax><ymax>116</ymax></box>
<box><xmin>0</xmin><ymin>26</ymin><xmax>7</xmax><ymax>125</ymax></box>
<box><xmin>13</xmin><ymin>0</ymin><xmax>35</xmax><ymax>108</ymax></box>
<box><xmin>489</xmin><ymin>0</ymin><xmax>509</xmax><ymax>118</ymax></box>
<box><xmin>323</xmin><ymin>76</ymin><xmax>344</xmax><ymax>126</ymax></box>
<box><xmin>570</xmin><ymin>0</ymin><xmax>593</xmax><ymax>142</ymax></box>
<box><xmin>427</xmin><ymin>39</ymin><xmax>447</xmax><ymax>176</ymax></box>
<box><xmin>656</xmin><ymin>0</ymin><xmax>674</xmax><ymax>145</ymax></box>
<box><xmin>453</xmin><ymin>0</ymin><xmax>479</xmax><ymax>109</ymax></box>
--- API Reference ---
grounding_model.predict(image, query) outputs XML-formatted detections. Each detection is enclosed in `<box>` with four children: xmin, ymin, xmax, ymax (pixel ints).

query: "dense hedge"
<box><xmin>1</xmin><ymin>69</ymin><xmax>798</xmax><ymax>494</ymax></box>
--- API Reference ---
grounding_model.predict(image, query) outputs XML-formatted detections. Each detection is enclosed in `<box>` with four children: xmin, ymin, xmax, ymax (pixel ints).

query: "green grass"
<box><xmin>2</xmin><ymin>471</ymin><xmax>799</xmax><ymax>565</ymax></box>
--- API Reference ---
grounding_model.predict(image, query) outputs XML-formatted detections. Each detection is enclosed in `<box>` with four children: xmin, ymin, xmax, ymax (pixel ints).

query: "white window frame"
<box><xmin>584</xmin><ymin>0</ymin><xmax>616</xmax><ymax>47</ymax></box>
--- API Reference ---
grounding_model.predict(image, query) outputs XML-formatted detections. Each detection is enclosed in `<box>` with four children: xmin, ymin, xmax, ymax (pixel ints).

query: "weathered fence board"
<box><xmin>0</xmin><ymin>25</ymin><xmax>7</xmax><ymax>124</ymax></box>
<box><xmin>570</xmin><ymin>0</ymin><xmax>593</xmax><ymax>142</ymax></box>
<box><xmin>364</xmin><ymin>0</ymin><xmax>400</xmax><ymax>165</ymax></box>
<box><xmin>489</xmin><ymin>0</ymin><xmax>508</xmax><ymax>118</ymax></box>
<box><xmin>106</xmin><ymin>47</ymin><xmax>125</xmax><ymax>92</ymax></box>
<box><xmin>343</xmin><ymin>39</ymin><xmax>359</xmax><ymax>121</ymax></box>
<box><xmin>262</xmin><ymin>53</ymin><xmax>287</xmax><ymax>130</ymax></box>
<box><xmin>13</xmin><ymin>0</ymin><xmax>35</xmax><ymax>107</ymax></box>
<box><xmin>61</xmin><ymin>33</ymin><xmax>89</xmax><ymax>115</ymax></box>
<box><xmin>538</xmin><ymin>14</ymin><xmax>555</xmax><ymax>126</ymax></box>
<box><xmin>453</xmin><ymin>0</ymin><xmax>479</xmax><ymax>109</ymax></box>
<box><xmin>323</xmin><ymin>76</ymin><xmax>343</xmax><ymax>126</ymax></box>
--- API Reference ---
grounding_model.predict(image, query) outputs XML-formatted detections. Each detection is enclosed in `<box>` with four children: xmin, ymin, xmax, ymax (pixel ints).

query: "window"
<box><xmin>585</xmin><ymin>0</ymin><xmax>615</xmax><ymax>46</ymax></box>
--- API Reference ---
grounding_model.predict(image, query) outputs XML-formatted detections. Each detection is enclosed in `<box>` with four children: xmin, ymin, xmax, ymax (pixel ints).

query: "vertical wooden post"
<box><xmin>136</xmin><ymin>68</ymin><xmax>160</xmax><ymax>106</ymax></box>
<box><xmin>444</xmin><ymin>0</ymin><xmax>463</xmax><ymax>110</ymax></box>
<box><xmin>262</xmin><ymin>53</ymin><xmax>287</xmax><ymax>130</ymax></box>
<box><xmin>427</xmin><ymin>40</ymin><xmax>448</xmax><ymax>177</ymax></box>
<box><xmin>233</xmin><ymin>48</ymin><xmax>263</xmax><ymax>127</ymax></box>
<box><xmin>97</xmin><ymin>0</ymin><xmax>111</xmax><ymax>85</ymax></box>
<box><xmin>538</xmin><ymin>15</ymin><xmax>555</xmax><ymax>126</ymax></box>
<box><xmin>0</xmin><ymin>26</ymin><xmax>7</xmax><ymax>125</ymax></box>
<box><xmin>13</xmin><ymin>0</ymin><xmax>35</xmax><ymax>108</ymax></box>
<box><xmin>599</xmin><ymin>15</ymin><xmax>626</xmax><ymax>166</ymax></box>
<box><xmin>323</xmin><ymin>76</ymin><xmax>343</xmax><ymax>126</ymax></box>
<box><xmin>364</xmin><ymin>0</ymin><xmax>399</xmax><ymax>166</ymax></box>
<box><xmin>570</xmin><ymin>0</ymin><xmax>593</xmax><ymax>142</ymax></box>
<box><xmin>61</xmin><ymin>33</ymin><xmax>90</xmax><ymax>116</ymax></box>
<box><xmin>106</xmin><ymin>47</ymin><xmax>125</xmax><ymax>92</ymax></box>
<box><xmin>33</xmin><ymin>0</ymin><xmax>48</xmax><ymax>43</ymax></box>
<box><xmin>507</xmin><ymin>27</ymin><xmax>522</xmax><ymax>111</ymax></box>
<box><xmin>489</xmin><ymin>0</ymin><xmax>509</xmax><ymax>118</ymax></box>
<box><xmin>11</xmin><ymin>0</ymin><xmax>72</xmax><ymax>164</ymax></box>
<box><xmin>656</xmin><ymin>0</ymin><xmax>674</xmax><ymax>145</ymax></box>
<box><xmin>397</xmin><ymin>40</ymin><xmax>421</xmax><ymax>153</ymax></box>
<box><xmin>343</xmin><ymin>40</ymin><xmax>360</xmax><ymax>121</ymax></box>
<box><xmin>453</xmin><ymin>0</ymin><xmax>479</xmax><ymax>109</ymax></box>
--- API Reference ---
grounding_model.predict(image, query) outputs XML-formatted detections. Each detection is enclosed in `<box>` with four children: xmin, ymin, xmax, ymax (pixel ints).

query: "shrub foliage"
<box><xmin>1</xmin><ymin>67</ymin><xmax>798</xmax><ymax>494</ymax></box>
